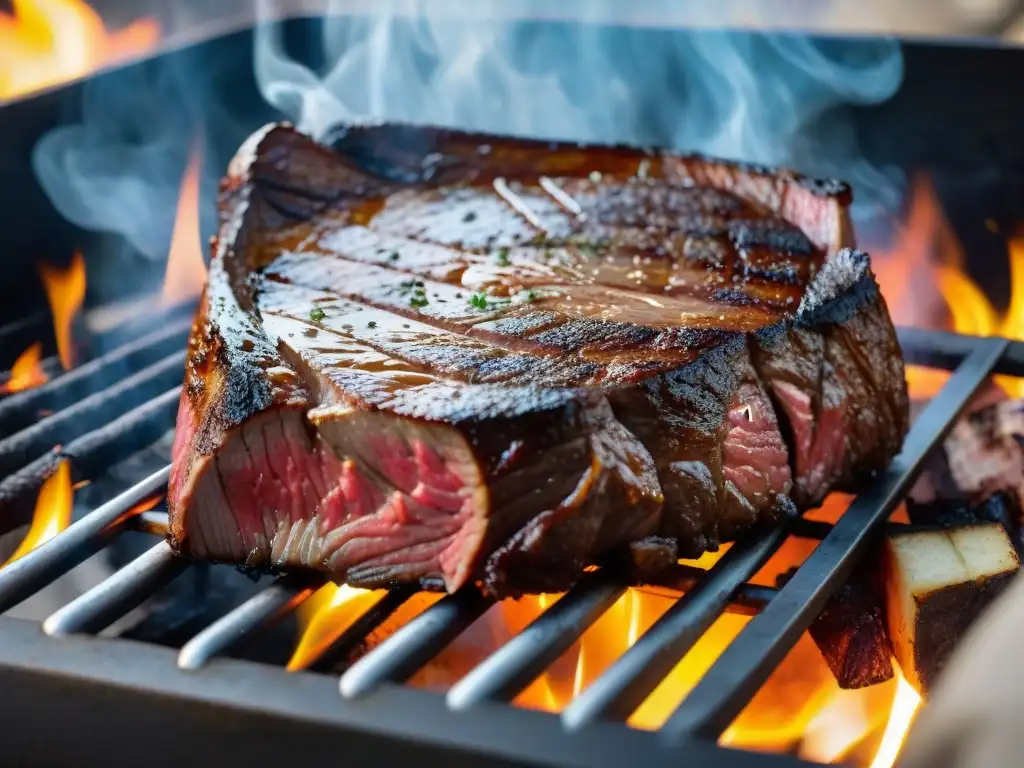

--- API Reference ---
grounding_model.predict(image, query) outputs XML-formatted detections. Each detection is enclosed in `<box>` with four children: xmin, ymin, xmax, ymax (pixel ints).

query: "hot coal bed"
<box><xmin>1</xmin><ymin>15</ymin><xmax>1024</xmax><ymax>768</ymax></box>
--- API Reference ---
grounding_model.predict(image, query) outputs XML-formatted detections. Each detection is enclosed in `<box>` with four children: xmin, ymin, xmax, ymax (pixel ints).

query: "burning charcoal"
<box><xmin>779</xmin><ymin>564</ymin><xmax>894</xmax><ymax>689</ymax></box>
<box><xmin>907</xmin><ymin>492</ymin><xmax>1021</xmax><ymax>551</ymax></box>
<box><xmin>883</xmin><ymin>523</ymin><xmax>1020</xmax><ymax>693</ymax></box>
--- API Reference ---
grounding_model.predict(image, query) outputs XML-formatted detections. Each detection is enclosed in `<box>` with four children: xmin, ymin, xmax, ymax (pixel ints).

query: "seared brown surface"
<box><xmin>167</xmin><ymin>122</ymin><xmax>907</xmax><ymax>595</ymax></box>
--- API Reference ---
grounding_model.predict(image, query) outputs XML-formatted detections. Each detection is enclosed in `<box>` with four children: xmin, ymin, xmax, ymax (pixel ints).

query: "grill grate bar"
<box><xmin>0</xmin><ymin>388</ymin><xmax>179</xmax><ymax>539</ymax></box>
<box><xmin>560</xmin><ymin>526</ymin><xmax>789</xmax><ymax>731</ymax></box>
<box><xmin>660</xmin><ymin>337</ymin><xmax>1008</xmax><ymax>741</ymax></box>
<box><xmin>0</xmin><ymin>614</ymin><xmax>772</xmax><ymax>768</ymax></box>
<box><xmin>84</xmin><ymin>299</ymin><xmax>197</xmax><ymax>352</ymax></box>
<box><xmin>897</xmin><ymin>326</ymin><xmax>1024</xmax><ymax>376</ymax></box>
<box><xmin>63</xmin><ymin>387</ymin><xmax>181</xmax><ymax>477</ymax></box>
<box><xmin>177</xmin><ymin>580</ymin><xmax>316</xmax><ymax>670</ymax></box>
<box><xmin>0</xmin><ymin>320</ymin><xmax>189</xmax><ymax>436</ymax></box>
<box><xmin>448</xmin><ymin>570</ymin><xmax>627</xmax><ymax>710</ymax></box>
<box><xmin>42</xmin><ymin>541</ymin><xmax>190</xmax><ymax>637</ymax></box>
<box><xmin>640</xmin><ymin>565</ymin><xmax>776</xmax><ymax>616</ymax></box>
<box><xmin>340</xmin><ymin>589</ymin><xmax>494</xmax><ymax>698</ymax></box>
<box><xmin>306</xmin><ymin>587</ymin><xmax>416</xmax><ymax>673</ymax></box>
<box><xmin>788</xmin><ymin>518</ymin><xmax>914</xmax><ymax>541</ymax></box>
<box><xmin>0</xmin><ymin>352</ymin><xmax>184</xmax><ymax>480</ymax></box>
<box><xmin>0</xmin><ymin>465</ymin><xmax>170</xmax><ymax>613</ymax></box>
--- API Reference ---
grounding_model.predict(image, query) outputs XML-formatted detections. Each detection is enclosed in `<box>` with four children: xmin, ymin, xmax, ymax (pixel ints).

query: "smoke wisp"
<box><xmin>30</xmin><ymin>0</ymin><xmax>907</xmax><ymax>309</ymax></box>
<box><xmin>255</xmin><ymin>0</ymin><xmax>905</xmax><ymax>210</ymax></box>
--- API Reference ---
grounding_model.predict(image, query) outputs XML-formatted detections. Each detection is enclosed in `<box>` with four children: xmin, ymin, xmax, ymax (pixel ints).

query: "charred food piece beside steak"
<box><xmin>167</xmin><ymin>122</ymin><xmax>909</xmax><ymax>596</ymax></box>
<box><xmin>884</xmin><ymin>523</ymin><xmax>1020</xmax><ymax>693</ymax></box>
<box><xmin>777</xmin><ymin>563</ymin><xmax>895</xmax><ymax>690</ymax></box>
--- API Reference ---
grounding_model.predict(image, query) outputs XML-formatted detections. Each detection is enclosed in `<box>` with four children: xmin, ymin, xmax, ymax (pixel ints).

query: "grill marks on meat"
<box><xmin>167</xmin><ymin>122</ymin><xmax>907</xmax><ymax>595</ymax></box>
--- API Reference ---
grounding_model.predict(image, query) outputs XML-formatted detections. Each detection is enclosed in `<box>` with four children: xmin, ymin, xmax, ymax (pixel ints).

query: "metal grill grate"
<box><xmin>0</xmin><ymin>321</ymin><xmax>1013</xmax><ymax>768</ymax></box>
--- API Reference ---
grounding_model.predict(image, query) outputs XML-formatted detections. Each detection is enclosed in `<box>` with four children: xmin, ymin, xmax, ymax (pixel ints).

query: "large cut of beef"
<box><xmin>167</xmin><ymin>122</ymin><xmax>909</xmax><ymax>596</ymax></box>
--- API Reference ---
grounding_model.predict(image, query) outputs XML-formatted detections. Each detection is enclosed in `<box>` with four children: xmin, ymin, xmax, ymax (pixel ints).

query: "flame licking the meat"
<box><xmin>161</xmin><ymin>145</ymin><xmax>209</xmax><ymax>305</ymax></box>
<box><xmin>38</xmin><ymin>249</ymin><xmax>86</xmax><ymax>371</ymax></box>
<box><xmin>0</xmin><ymin>342</ymin><xmax>48</xmax><ymax>394</ymax></box>
<box><xmin>871</xmin><ymin>175</ymin><xmax>1024</xmax><ymax>399</ymax></box>
<box><xmin>3</xmin><ymin>458</ymin><xmax>73</xmax><ymax>566</ymax></box>
<box><xmin>0</xmin><ymin>0</ymin><xmax>159</xmax><ymax>101</ymax></box>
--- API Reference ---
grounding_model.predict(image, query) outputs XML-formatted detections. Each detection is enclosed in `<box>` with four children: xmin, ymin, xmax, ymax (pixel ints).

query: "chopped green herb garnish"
<box><xmin>469</xmin><ymin>293</ymin><xmax>489</xmax><ymax>310</ymax></box>
<box><xmin>519</xmin><ymin>289</ymin><xmax>537</xmax><ymax>303</ymax></box>
<box><xmin>367</xmin><ymin>321</ymin><xmax>377</xmax><ymax>329</ymax></box>
<box><xmin>409</xmin><ymin>296</ymin><xmax>429</xmax><ymax>308</ymax></box>
<box><xmin>309</xmin><ymin>307</ymin><xmax>326</xmax><ymax>322</ymax></box>
<box><xmin>494</xmin><ymin>247</ymin><xmax>510</xmax><ymax>267</ymax></box>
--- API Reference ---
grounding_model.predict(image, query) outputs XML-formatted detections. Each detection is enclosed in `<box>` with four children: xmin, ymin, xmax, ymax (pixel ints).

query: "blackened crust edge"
<box><xmin>320</xmin><ymin>119</ymin><xmax>852</xmax><ymax>203</ymax></box>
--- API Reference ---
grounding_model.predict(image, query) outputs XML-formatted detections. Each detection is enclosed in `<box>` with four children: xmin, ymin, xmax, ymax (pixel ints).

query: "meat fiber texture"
<box><xmin>167</xmin><ymin>122</ymin><xmax>909</xmax><ymax>597</ymax></box>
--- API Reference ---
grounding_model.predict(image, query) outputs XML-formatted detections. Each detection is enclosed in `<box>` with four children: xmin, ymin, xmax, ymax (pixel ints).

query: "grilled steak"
<box><xmin>167</xmin><ymin>122</ymin><xmax>908</xmax><ymax>596</ymax></box>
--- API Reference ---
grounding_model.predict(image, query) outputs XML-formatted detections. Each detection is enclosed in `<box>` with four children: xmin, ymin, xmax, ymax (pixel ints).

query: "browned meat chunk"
<box><xmin>167</xmin><ymin>123</ymin><xmax>908</xmax><ymax>596</ymax></box>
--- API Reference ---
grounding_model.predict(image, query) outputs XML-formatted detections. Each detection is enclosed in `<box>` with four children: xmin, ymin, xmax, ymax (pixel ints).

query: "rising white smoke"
<box><xmin>254</xmin><ymin>0</ymin><xmax>905</xmax><ymax>209</ymax></box>
<box><xmin>30</xmin><ymin>0</ymin><xmax>907</xmax><ymax>288</ymax></box>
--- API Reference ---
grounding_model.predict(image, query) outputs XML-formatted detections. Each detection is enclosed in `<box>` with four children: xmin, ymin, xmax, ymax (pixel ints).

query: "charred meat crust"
<box><xmin>320</xmin><ymin>120</ymin><xmax>855</xmax><ymax>256</ymax></box>
<box><xmin>750</xmin><ymin>251</ymin><xmax>909</xmax><ymax>507</ymax></box>
<box><xmin>167</xmin><ymin>122</ymin><xmax>906</xmax><ymax>596</ymax></box>
<box><xmin>321</xmin><ymin>121</ymin><xmax>852</xmax><ymax>202</ymax></box>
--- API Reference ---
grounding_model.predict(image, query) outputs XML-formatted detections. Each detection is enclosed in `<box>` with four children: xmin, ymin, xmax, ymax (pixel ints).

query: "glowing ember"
<box><xmin>867</xmin><ymin>672</ymin><xmax>922</xmax><ymax>768</ymax></box>
<box><xmin>161</xmin><ymin>145</ymin><xmax>208</xmax><ymax>305</ymax></box>
<box><xmin>38</xmin><ymin>250</ymin><xmax>86</xmax><ymax>371</ymax></box>
<box><xmin>1</xmin><ymin>342</ymin><xmax>48</xmax><ymax>393</ymax></box>
<box><xmin>871</xmin><ymin>176</ymin><xmax>1024</xmax><ymax>399</ymax></box>
<box><xmin>0</xmin><ymin>0</ymin><xmax>159</xmax><ymax>101</ymax></box>
<box><xmin>4</xmin><ymin>458</ymin><xmax>72</xmax><ymax>566</ymax></box>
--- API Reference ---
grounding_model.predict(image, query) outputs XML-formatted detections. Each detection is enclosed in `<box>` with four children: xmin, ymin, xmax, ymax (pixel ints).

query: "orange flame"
<box><xmin>871</xmin><ymin>175</ymin><xmax>1024</xmax><ymax>399</ymax></box>
<box><xmin>287</xmin><ymin>496</ymin><xmax>912</xmax><ymax>765</ymax></box>
<box><xmin>0</xmin><ymin>0</ymin><xmax>159</xmax><ymax>101</ymax></box>
<box><xmin>161</xmin><ymin>145</ymin><xmax>208</xmax><ymax>305</ymax></box>
<box><xmin>38</xmin><ymin>250</ymin><xmax>86</xmax><ymax>371</ymax></box>
<box><xmin>866</xmin><ymin>671</ymin><xmax>922</xmax><ymax>768</ymax></box>
<box><xmin>4</xmin><ymin>459</ymin><xmax>73</xmax><ymax>566</ymax></box>
<box><xmin>288</xmin><ymin>583</ymin><xmax>384</xmax><ymax>671</ymax></box>
<box><xmin>1</xmin><ymin>342</ymin><xmax>48</xmax><ymax>394</ymax></box>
